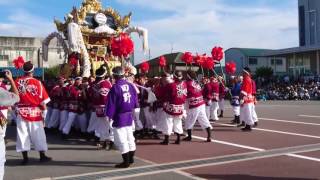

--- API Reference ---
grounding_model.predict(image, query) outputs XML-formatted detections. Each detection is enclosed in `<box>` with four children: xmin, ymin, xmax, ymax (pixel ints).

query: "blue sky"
<box><xmin>0</xmin><ymin>0</ymin><xmax>298</xmax><ymax>64</ymax></box>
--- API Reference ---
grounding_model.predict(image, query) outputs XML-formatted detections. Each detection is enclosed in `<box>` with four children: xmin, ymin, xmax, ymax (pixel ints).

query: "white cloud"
<box><xmin>0</xmin><ymin>0</ymin><xmax>299</xmax><ymax>66</ymax></box>
<box><xmin>0</xmin><ymin>9</ymin><xmax>55</xmax><ymax>37</ymax></box>
<box><xmin>117</xmin><ymin>0</ymin><xmax>298</xmax><ymax>64</ymax></box>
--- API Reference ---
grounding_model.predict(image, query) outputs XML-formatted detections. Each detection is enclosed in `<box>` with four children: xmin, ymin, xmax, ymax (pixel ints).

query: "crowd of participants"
<box><xmin>39</xmin><ymin>65</ymin><xmax>259</xmax><ymax>148</ymax></box>
<box><xmin>1</xmin><ymin>63</ymin><xmax>259</xmax><ymax>177</ymax></box>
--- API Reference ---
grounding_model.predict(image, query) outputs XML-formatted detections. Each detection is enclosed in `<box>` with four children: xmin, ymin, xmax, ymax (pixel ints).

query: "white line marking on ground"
<box><xmin>287</xmin><ymin>154</ymin><xmax>320</xmax><ymax>162</ymax></box>
<box><xmin>215</xmin><ymin>123</ymin><xmax>320</xmax><ymax>139</ymax></box>
<box><xmin>259</xmin><ymin>118</ymin><xmax>320</xmax><ymax>126</ymax></box>
<box><xmin>125</xmin><ymin>153</ymin><xmax>203</xmax><ymax>180</ymax></box>
<box><xmin>299</xmin><ymin>115</ymin><xmax>320</xmax><ymax>119</ymax></box>
<box><xmin>193</xmin><ymin>135</ymin><xmax>320</xmax><ymax>162</ymax></box>
<box><xmin>109</xmin><ymin>144</ymin><xmax>320</xmax><ymax>180</ymax></box>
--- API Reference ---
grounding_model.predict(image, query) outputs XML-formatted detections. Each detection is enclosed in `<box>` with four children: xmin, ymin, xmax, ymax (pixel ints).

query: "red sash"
<box><xmin>95</xmin><ymin>105</ymin><xmax>106</xmax><ymax>117</ymax></box>
<box><xmin>17</xmin><ymin>106</ymin><xmax>43</xmax><ymax>122</ymax></box>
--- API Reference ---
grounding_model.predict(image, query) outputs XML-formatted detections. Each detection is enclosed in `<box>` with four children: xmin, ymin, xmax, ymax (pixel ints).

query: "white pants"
<box><xmin>155</xmin><ymin>108</ymin><xmax>165</xmax><ymax>132</ymax></box>
<box><xmin>163</xmin><ymin>113</ymin><xmax>183</xmax><ymax>135</ymax></box>
<box><xmin>74</xmin><ymin>113</ymin><xmax>88</xmax><ymax>133</ymax></box>
<box><xmin>232</xmin><ymin>106</ymin><xmax>240</xmax><ymax>116</ymax></box>
<box><xmin>142</xmin><ymin>107</ymin><xmax>155</xmax><ymax>129</ymax></box>
<box><xmin>16</xmin><ymin>116</ymin><xmax>48</xmax><ymax>152</ymax></box>
<box><xmin>59</xmin><ymin>110</ymin><xmax>69</xmax><ymax>131</ymax></box>
<box><xmin>0</xmin><ymin>136</ymin><xmax>4</xmax><ymax>180</ymax></box>
<box><xmin>252</xmin><ymin>104</ymin><xmax>258</xmax><ymax>122</ymax></box>
<box><xmin>133</xmin><ymin>108</ymin><xmax>143</xmax><ymax>131</ymax></box>
<box><xmin>44</xmin><ymin>107</ymin><xmax>52</xmax><ymax>128</ymax></box>
<box><xmin>47</xmin><ymin>109</ymin><xmax>60</xmax><ymax>129</ymax></box>
<box><xmin>113</xmin><ymin>126</ymin><xmax>136</xmax><ymax>154</ymax></box>
<box><xmin>218</xmin><ymin>99</ymin><xmax>225</xmax><ymax>111</ymax></box>
<box><xmin>206</xmin><ymin>101</ymin><xmax>219</xmax><ymax>120</ymax></box>
<box><xmin>185</xmin><ymin>105</ymin><xmax>212</xmax><ymax>130</ymax></box>
<box><xmin>95</xmin><ymin>117</ymin><xmax>114</xmax><ymax>141</ymax></box>
<box><xmin>62</xmin><ymin>112</ymin><xmax>77</xmax><ymax>135</ymax></box>
<box><xmin>240</xmin><ymin>103</ymin><xmax>254</xmax><ymax>126</ymax></box>
<box><xmin>87</xmin><ymin>112</ymin><xmax>98</xmax><ymax>133</ymax></box>
<box><xmin>10</xmin><ymin>109</ymin><xmax>17</xmax><ymax>123</ymax></box>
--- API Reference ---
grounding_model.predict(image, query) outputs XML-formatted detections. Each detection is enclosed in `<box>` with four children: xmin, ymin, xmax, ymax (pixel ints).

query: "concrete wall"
<box><xmin>0</xmin><ymin>36</ymin><xmax>65</xmax><ymax>68</ymax></box>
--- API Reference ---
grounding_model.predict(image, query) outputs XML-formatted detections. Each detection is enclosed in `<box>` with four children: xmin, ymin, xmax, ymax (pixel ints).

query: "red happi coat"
<box><xmin>210</xmin><ymin>80</ymin><xmax>220</xmax><ymax>102</ymax></box>
<box><xmin>241</xmin><ymin>75</ymin><xmax>254</xmax><ymax>104</ymax></box>
<box><xmin>203</xmin><ymin>82</ymin><xmax>213</xmax><ymax>106</ymax></box>
<box><xmin>68</xmin><ymin>84</ymin><xmax>85</xmax><ymax>113</ymax></box>
<box><xmin>49</xmin><ymin>85</ymin><xmax>62</xmax><ymax>109</ymax></box>
<box><xmin>91</xmin><ymin>79</ymin><xmax>112</xmax><ymax>117</ymax></box>
<box><xmin>219</xmin><ymin>81</ymin><xmax>226</xmax><ymax>99</ymax></box>
<box><xmin>154</xmin><ymin>84</ymin><xmax>166</xmax><ymax>108</ymax></box>
<box><xmin>60</xmin><ymin>85</ymin><xmax>70</xmax><ymax>111</ymax></box>
<box><xmin>163</xmin><ymin>81</ymin><xmax>187</xmax><ymax>116</ymax></box>
<box><xmin>15</xmin><ymin>76</ymin><xmax>50</xmax><ymax>122</ymax></box>
<box><xmin>186</xmin><ymin>80</ymin><xmax>205</xmax><ymax>109</ymax></box>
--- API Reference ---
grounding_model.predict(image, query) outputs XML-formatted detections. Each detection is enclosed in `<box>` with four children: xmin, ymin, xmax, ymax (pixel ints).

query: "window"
<box><xmin>0</xmin><ymin>55</ymin><xmax>9</xmax><ymax>61</ymax></box>
<box><xmin>276</xmin><ymin>59</ymin><xmax>283</xmax><ymax>65</ymax></box>
<box><xmin>249</xmin><ymin>58</ymin><xmax>258</xmax><ymax>65</ymax></box>
<box><xmin>271</xmin><ymin>59</ymin><xmax>283</xmax><ymax>65</ymax></box>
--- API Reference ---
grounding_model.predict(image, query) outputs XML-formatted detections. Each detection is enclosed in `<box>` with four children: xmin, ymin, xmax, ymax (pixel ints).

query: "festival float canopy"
<box><xmin>43</xmin><ymin>0</ymin><xmax>149</xmax><ymax>78</ymax></box>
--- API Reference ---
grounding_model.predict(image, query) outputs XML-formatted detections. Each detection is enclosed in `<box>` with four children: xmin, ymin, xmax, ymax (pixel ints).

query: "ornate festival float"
<box><xmin>42</xmin><ymin>0</ymin><xmax>148</xmax><ymax>78</ymax></box>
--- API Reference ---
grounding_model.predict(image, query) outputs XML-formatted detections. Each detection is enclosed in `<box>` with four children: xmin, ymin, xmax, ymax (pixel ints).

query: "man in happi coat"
<box><xmin>91</xmin><ymin>67</ymin><xmax>114</xmax><ymax>150</ymax></box>
<box><xmin>162</xmin><ymin>71</ymin><xmax>187</xmax><ymax>145</ymax></box>
<box><xmin>105</xmin><ymin>66</ymin><xmax>138</xmax><ymax>168</ymax></box>
<box><xmin>15</xmin><ymin>61</ymin><xmax>52</xmax><ymax>165</ymax></box>
<box><xmin>240</xmin><ymin>67</ymin><xmax>255</xmax><ymax>131</ymax></box>
<box><xmin>47</xmin><ymin>77</ymin><xmax>65</xmax><ymax>129</ymax></box>
<box><xmin>183</xmin><ymin>71</ymin><xmax>212</xmax><ymax>142</ymax></box>
<box><xmin>230</xmin><ymin>76</ymin><xmax>241</xmax><ymax>124</ymax></box>
<box><xmin>218</xmin><ymin>76</ymin><xmax>226</xmax><ymax>118</ymax></box>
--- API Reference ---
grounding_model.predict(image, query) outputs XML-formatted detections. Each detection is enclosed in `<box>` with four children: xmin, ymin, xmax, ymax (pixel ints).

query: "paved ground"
<box><xmin>3</xmin><ymin>101</ymin><xmax>320</xmax><ymax>180</ymax></box>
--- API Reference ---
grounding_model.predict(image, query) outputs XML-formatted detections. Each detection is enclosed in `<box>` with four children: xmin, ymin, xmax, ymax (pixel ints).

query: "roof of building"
<box><xmin>226</xmin><ymin>48</ymin><xmax>273</xmax><ymax>57</ymax></box>
<box><xmin>262</xmin><ymin>45</ymin><xmax>320</xmax><ymax>56</ymax></box>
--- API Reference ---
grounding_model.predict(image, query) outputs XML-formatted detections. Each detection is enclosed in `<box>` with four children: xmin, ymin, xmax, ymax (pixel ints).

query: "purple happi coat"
<box><xmin>105</xmin><ymin>79</ymin><xmax>139</xmax><ymax>128</ymax></box>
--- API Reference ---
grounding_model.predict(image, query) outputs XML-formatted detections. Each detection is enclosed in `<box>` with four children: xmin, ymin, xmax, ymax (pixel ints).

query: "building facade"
<box><xmin>225</xmin><ymin>48</ymin><xmax>286</xmax><ymax>75</ymax></box>
<box><xmin>0</xmin><ymin>36</ymin><xmax>65</xmax><ymax>68</ymax></box>
<box><xmin>299</xmin><ymin>0</ymin><xmax>320</xmax><ymax>46</ymax></box>
<box><xmin>225</xmin><ymin>0</ymin><xmax>320</xmax><ymax>78</ymax></box>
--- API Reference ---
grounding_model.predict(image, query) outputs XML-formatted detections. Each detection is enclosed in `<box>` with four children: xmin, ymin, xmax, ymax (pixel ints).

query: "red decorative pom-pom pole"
<box><xmin>225</xmin><ymin>61</ymin><xmax>237</xmax><ymax>75</ymax></box>
<box><xmin>111</xmin><ymin>33</ymin><xmax>134</xmax><ymax>67</ymax></box>
<box><xmin>140</xmin><ymin>61</ymin><xmax>150</xmax><ymax>73</ymax></box>
<box><xmin>13</xmin><ymin>56</ymin><xmax>25</xmax><ymax>69</ymax></box>
<box><xmin>181</xmin><ymin>52</ymin><xmax>193</xmax><ymax>70</ymax></box>
<box><xmin>159</xmin><ymin>56</ymin><xmax>167</xmax><ymax>72</ymax></box>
